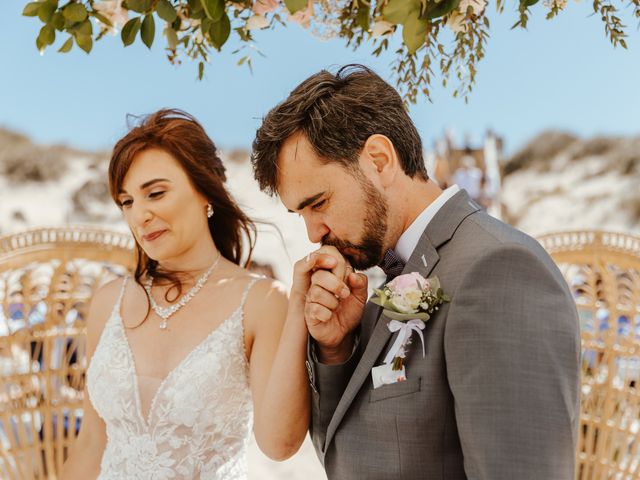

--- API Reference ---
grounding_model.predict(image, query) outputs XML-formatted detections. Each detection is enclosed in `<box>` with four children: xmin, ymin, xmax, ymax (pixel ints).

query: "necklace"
<box><xmin>144</xmin><ymin>253</ymin><xmax>221</xmax><ymax>330</ymax></box>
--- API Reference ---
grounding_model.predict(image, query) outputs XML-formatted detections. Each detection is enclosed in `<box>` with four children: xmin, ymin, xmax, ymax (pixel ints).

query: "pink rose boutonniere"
<box><xmin>371</xmin><ymin>272</ymin><xmax>450</xmax><ymax>371</ymax></box>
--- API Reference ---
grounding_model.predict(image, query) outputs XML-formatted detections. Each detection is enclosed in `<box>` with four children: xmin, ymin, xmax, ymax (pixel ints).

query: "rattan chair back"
<box><xmin>0</xmin><ymin>226</ymin><xmax>134</xmax><ymax>480</ymax></box>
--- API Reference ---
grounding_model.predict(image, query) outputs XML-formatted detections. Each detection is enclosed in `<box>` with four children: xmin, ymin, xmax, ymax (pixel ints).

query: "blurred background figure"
<box><xmin>453</xmin><ymin>154</ymin><xmax>483</xmax><ymax>203</ymax></box>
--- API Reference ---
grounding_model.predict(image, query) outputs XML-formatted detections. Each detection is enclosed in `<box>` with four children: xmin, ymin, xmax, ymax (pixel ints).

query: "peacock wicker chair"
<box><xmin>538</xmin><ymin>230</ymin><xmax>640</xmax><ymax>480</ymax></box>
<box><xmin>0</xmin><ymin>226</ymin><xmax>135</xmax><ymax>480</ymax></box>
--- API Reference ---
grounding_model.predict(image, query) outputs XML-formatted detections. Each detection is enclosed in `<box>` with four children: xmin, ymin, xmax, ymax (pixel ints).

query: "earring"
<box><xmin>206</xmin><ymin>203</ymin><xmax>214</xmax><ymax>218</ymax></box>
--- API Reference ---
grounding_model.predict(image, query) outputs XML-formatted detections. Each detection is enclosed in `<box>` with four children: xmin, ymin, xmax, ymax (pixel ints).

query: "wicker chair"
<box><xmin>538</xmin><ymin>230</ymin><xmax>640</xmax><ymax>480</ymax></box>
<box><xmin>0</xmin><ymin>226</ymin><xmax>135</xmax><ymax>480</ymax></box>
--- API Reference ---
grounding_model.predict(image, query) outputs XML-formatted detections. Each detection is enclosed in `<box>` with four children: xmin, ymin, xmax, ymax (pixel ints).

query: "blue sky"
<box><xmin>1</xmin><ymin>1</ymin><xmax>639</xmax><ymax>156</ymax></box>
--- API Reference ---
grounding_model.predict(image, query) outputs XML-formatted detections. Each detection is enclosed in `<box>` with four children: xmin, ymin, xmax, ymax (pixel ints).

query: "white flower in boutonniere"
<box><xmin>371</xmin><ymin>272</ymin><xmax>450</xmax><ymax>371</ymax></box>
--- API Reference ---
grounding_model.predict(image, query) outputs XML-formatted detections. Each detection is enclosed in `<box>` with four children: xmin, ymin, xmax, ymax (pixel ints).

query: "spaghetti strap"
<box><xmin>239</xmin><ymin>276</ymin><xmax>261</xmax><ymax>309</ymax></box>
<box><xmin>115</xmin><ymin>275</ymin><xmax>129</xmax><ymax>310</ymax></box>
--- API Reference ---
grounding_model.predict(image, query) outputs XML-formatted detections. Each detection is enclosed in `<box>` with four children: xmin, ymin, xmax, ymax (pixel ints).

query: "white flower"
<box><xmin>246</xmin><ymin>14</ymin><xmax>270</xmax><ymax>30</ymax></box>
<box><xmin>459</xmin><ymin>0</ymin><xmax>487</xmax><ymax>15</ymax></box>
<box><xmin>404</xmin><ymin>290</ymin><xmax>423</xmax><ymax>310</ymax></box>
<box><xmin>94</xmin><ymin>0</ymin><xmax>129</xmax><ymax>32</ymax></box>
<box><xmin>544</xmin><ymin>0</ymin><xmax>568</xmax><ymax>8</ymax></box>
<box><xmin>446</xmin><ymin>11</ymin><xmax>467</xmax><ymax>33</ymax></box>
<box><xmin>390</xmin><ymin>295</ymin><xmax>419</xmax><ymax>314</ymax></box>
<box><xmin>371</xmin><ymin>20</ymin><xmax>394</xmax><ymax>37</ymax></box>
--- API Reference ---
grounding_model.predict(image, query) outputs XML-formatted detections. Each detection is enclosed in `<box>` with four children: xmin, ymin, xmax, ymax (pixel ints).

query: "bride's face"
<box><xmin>116</xmin><ymin>148</ymin><xmax>210</xmax><ymax>262</ymax></box>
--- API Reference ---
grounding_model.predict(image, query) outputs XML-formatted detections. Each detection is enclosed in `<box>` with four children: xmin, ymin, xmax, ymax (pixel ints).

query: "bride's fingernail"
<box><xmin>340</xmin><ymin>287</ymin><xmax>350</xmax><ymax>298</ymax></box>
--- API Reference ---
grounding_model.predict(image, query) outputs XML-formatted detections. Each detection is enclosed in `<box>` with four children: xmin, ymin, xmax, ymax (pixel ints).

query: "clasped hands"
<box><xmin>291</xmin><ymin>246</ymin><xmax>368</xmax><ymax>364</ymax></box>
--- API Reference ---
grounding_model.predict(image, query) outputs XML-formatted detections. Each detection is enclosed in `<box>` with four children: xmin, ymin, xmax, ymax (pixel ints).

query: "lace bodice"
<box><xmin>87</xmin><ymin>276</ymin><xmax>256</xmax><ymax>479</ymax></box>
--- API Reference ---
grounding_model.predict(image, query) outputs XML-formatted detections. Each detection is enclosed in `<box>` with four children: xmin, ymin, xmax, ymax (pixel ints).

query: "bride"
<box><xmin>62</xmin><ymin>109</ymin><xmax>319</xmax><ymax>479</ymax></box>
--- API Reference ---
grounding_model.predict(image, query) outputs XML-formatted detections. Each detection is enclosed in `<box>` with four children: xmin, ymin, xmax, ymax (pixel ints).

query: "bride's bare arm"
<box><xmin>245</xmin><ymin>274</ymin><xmax>311</xmax><ymax>461</ymax></box>
<box><xmin>61</xmin><ymin>280</ymin><xmax>118</xmax><ymax>479</ymax></box>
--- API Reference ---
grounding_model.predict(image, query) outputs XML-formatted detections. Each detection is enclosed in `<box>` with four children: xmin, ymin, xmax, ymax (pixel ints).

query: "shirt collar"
<box><xmin>395</xmin><ymin>185</ymin><xmax>460</xmax><ymax>263</ymax></box>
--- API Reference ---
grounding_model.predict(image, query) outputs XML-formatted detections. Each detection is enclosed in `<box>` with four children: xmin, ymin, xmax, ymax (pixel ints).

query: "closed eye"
<box><xmin>311</xmin><ymin>199</ymin><xmax>326</xmax><ymax>210</ymax></box>
<box><xmin>118</xmin><ymin>191</ymin><xmax>164</xmax><ymax>208</ymax></box>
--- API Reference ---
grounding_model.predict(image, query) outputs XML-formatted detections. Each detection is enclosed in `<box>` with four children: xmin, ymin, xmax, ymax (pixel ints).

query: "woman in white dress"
<box><xmin>62</xmin><ymin>109</ymin><xmax>321</xmax><ymax>479</ymax></box>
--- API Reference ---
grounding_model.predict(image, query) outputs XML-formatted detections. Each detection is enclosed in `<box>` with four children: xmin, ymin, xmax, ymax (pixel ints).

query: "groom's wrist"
<box><xmin>315</xmin><ymin>334</ymin><xmax>357</xmax><ymax>365</ymax></box>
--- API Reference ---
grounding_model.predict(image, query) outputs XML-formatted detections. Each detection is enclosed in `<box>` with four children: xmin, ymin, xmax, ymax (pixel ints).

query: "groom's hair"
<box><xmin>251</xmin><ymin>64</ymin><xmax>428</xmax><ymax>195</ymax></box>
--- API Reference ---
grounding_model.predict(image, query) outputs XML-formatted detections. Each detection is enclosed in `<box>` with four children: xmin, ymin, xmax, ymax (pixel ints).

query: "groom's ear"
<box><xmin>361</xmin><ymin>134</ymin><xmax>399</xmax><ymax>188</ymax></box>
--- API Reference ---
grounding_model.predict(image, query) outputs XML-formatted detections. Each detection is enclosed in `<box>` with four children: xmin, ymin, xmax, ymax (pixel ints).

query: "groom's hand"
<box><xmin>293</xmin><ymin>246</ymin><xmax>368</xmax><ymax>364</ymax></box>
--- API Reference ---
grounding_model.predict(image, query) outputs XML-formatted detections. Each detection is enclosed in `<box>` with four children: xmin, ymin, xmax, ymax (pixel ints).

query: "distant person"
<box><xmin>252</xmin><ymin>64</ymin><xmax>580</xmax><ymax>479</ymax></box>
<box><xmin>62</xmin><ymin>109</ymin><xmax>312</xmax><ymax>479</ymax></box>
<box><xmin>452</xmin><ymin>155</ymin><xmax>483</xmax><ymax>203</ymax></box>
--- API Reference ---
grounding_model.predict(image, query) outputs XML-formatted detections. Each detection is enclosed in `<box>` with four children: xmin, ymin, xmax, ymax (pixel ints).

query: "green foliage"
<box><xmin>403</xmin><ymin>13</ymin><xmax>427</xmax><ymax>54</ymax></box>
<box><xmin>126</xmin><ymin>0</ymin><xmax>153</xmax><ymax>13</ymax></box>
<box><xmin>141</xmin><ymin>14</ymin><xmax>155</xmax><ymax>48</ymax></box>
<box><xmin>62</xmin><ymin>3</ymin><xmax>88</xmax><ymax>23</ymax></box>
<box><xmin>156</xmin><ymin>0</ymin><xmax>178</xmax><ymax>22</ymax></box>
<box><xmin>382</xmin><ymin>0</ymin><xmax>420</xmax><ymax>24</ymax></box>
<box><xmin>201</xmin><ymin>0</ymin><xmax>224</xmax><ymax>21</ymax></box>
<box><xmin>122</xmin><ymin>17</ymin><xmax>141</xmax><ymax>46</ymax></box>
<box><xmin>284</xmin><ymin>0</ymin><xmax>308</xmax><ymax>14</ymax></box>
<box><xmin>209</xmin><ymin>13</ymin><xmax>231</xmax><ymax>50</ymax></box>
<box><xmin>20</xmin><ymin>0</ymin><xmax>638</xmax><ymax>103</ymax></box>
<box><xmin>58</xmin><ymin>36</ymin><xmax>74</xmax><ymax>53</ymax></box>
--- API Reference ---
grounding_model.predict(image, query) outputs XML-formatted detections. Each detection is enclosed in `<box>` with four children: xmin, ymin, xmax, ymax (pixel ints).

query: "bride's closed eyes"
<box><xmin>119</xmin><ymin>190</ymin><xmax>167</xmax><ymax>208</ymax></box>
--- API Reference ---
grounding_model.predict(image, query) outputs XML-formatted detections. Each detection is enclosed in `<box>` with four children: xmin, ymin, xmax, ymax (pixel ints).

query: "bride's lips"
<box><xmin>143</xmin><ymin>230</ymin><xmax>167</xmax><ymax>242</ymax></box>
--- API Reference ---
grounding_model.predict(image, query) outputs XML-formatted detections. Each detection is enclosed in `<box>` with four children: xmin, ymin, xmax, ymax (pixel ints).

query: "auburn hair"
<box><xmin>108</xmin><ymin>109</ymin><xmax>256</xmax><ymax>322</ymax></box>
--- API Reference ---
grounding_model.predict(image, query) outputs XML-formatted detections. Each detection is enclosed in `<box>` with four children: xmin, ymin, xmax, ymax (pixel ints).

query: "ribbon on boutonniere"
<box><xmin>371</xmin><ymin>272</ymin><xmax>450</xmax><ymax>371</ymax></box>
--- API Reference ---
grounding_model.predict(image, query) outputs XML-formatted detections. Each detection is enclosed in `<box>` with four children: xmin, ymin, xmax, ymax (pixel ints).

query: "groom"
<box><xmin>251</xmin><ymin>65</ymin><xmax>580</xmax><ymax>479</ymax></box>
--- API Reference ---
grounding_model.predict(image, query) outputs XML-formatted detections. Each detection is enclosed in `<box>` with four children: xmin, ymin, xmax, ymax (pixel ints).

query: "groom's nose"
<box><xmin>303</xmin><ymin>216</ymin><xmax>330</xmax><ymax>244</ymax></box>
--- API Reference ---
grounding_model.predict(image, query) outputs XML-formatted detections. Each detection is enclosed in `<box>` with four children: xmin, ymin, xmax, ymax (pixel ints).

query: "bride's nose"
<box><xmin>131</xmin><ymin>203</ymin><xmax>154</xmax><ymax>228</ymax></box>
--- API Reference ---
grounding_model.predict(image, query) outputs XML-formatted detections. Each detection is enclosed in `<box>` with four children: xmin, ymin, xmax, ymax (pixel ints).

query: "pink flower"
<box><xmin>387</xmin><ymin>272</ymin><xmax>430</xmax><ymax>295</ymax></box>
<box><xmin>252</xmin><ymin>0</ymin><xmax>279</xmax><ymax>15</ymax></box>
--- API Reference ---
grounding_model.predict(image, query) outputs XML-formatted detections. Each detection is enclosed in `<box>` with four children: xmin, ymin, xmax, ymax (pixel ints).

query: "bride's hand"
<box><xmin>292</xmin><ymin>246</ymin><xmax>368</xmax><ymax>363</ymax></box>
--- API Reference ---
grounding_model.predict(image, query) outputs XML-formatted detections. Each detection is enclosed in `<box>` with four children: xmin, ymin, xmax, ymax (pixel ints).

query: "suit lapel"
<box><xmin>322</xmin><ymin>190</ymin><xmax>482</xmax><ymax>453</ymax></box>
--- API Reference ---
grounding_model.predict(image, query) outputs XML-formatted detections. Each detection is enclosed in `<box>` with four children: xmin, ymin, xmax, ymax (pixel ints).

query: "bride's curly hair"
<box><xmin>108</xmin><ymin>109</ymin><xmax>256</xmax><ymax>324</ymax></box>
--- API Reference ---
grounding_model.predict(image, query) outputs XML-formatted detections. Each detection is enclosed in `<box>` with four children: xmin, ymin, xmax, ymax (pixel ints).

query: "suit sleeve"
<box><xmin>444</xmin><ymin>243</ymin><xmax>581</xmax><ymax>479</ymax></box>
<box><xmin>307</xmin><ymin>334</ymin><xmax>361</xmax><ymax>463</ymax></box>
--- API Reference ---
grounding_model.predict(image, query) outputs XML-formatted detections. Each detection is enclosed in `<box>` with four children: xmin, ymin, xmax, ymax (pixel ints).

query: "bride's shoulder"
<box><xmin>85</xmin><ymin>276</ymin><xmax>127</xmax><ymax>351</ymax></box>
<box><xmin>221</xmin><ymin>264</ymin><xmax>287</xmax><ymax>313</ymax></box>
<box><xmin>91</xmin><ymin>276</ymin><xmax>127</xmax><ymax>310</ymax></box>
<box><xmin>241</xmin><ymin>274</ymin><xmax>288</xmax><ymax>322</ymax></box>
<box><xmin>233</xmin><ymin>269</ymin><xmax>286</xmax><ymax>300</ymax></box>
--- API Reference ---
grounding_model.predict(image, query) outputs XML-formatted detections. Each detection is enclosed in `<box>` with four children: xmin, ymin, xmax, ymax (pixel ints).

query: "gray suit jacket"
<box><xmin>307</xmin><ymin>190</ymin><xmax>581</xmax><ymax>479</ymax></box>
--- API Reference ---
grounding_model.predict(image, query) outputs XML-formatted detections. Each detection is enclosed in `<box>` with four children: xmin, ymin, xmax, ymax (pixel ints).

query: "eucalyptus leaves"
<box><xmin>22</xmin><ymin>0</ymin><xmax>639</xmax><ymax>102</ymax></box>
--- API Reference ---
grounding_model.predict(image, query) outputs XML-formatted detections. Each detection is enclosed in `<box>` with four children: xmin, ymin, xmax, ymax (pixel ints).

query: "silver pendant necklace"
<box><xmin>144</xmin><ymin>253</ymin><xmax>221</xmax><ymax>330</ymax></box>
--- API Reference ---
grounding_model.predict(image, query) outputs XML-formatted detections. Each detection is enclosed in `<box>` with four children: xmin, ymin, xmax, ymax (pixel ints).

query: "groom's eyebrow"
<box><xmin>288</xmin><ymin>192</ymin><xmax>325</xmax><ymax>213</ymax></box>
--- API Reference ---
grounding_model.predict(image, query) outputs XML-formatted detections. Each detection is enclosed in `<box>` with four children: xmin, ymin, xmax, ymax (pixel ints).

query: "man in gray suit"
<box><xmin>251</xmin><ymin>65</ymin><xmax>581</xmax><ymax>479</ymax></box>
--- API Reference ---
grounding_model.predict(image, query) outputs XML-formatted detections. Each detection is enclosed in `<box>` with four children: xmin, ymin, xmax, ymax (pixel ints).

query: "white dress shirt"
<box><xmin>395</xmin><ymin>185</ymin><xmax>460</xmax><ymax>263</ymax></box>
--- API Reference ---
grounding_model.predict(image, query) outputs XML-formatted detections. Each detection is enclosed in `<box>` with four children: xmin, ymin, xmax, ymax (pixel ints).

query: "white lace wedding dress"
<box><xmin>87</xmin><ymin>276</ymin><xmax>257</xmax><ymax>479</ymax></box>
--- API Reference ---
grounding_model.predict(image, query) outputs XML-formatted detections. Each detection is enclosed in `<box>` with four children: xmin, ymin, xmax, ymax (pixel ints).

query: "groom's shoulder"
<box><xmin>452</xmin><ymin>210</ymin><xmax>548</xmax><ymax>260</ymax></box>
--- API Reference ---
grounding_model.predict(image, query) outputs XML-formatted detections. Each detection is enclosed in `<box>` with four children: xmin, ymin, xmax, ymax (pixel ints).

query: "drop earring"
<box><xmin>206</xmin><ymin>203</ymin><xmax>214</xmax><ymax>218</ymax></box>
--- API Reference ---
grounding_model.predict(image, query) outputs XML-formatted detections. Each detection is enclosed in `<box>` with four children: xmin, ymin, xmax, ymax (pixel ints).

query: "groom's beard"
<box><xmin>323</xmin><ymin>176</ymin><xmax>388</xmax><ymax>270</ymax></box>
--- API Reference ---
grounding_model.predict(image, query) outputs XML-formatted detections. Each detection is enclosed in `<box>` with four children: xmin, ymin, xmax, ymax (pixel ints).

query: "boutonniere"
<box><xmin>371</xmin><ymin>272</ymin><xmax>450</xmax><ymax>371</ymax></box>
